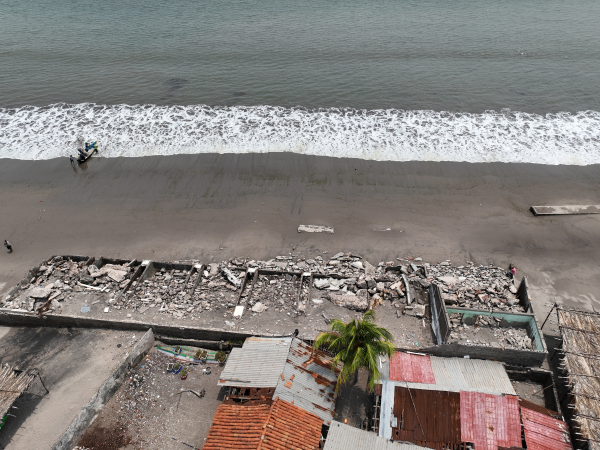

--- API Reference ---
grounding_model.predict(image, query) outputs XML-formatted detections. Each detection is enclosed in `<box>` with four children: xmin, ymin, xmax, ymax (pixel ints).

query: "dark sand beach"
<box><xmin>1</xmin><ymin>153</ymin><xmax>599</xmax><ymax>335</ymax></box>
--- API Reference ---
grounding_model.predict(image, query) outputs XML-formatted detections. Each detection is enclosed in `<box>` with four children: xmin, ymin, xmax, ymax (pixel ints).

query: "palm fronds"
<box><xmin>314</xmin><ymin>310</ymin><xmax>395</xmax><ymax>391</ymax></box>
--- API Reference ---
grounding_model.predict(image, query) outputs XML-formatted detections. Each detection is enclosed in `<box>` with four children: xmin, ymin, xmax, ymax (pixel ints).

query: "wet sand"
<box><xmin>1</xmin><ymin>153</ymin><xmax>599</xmax><ymax>335</ymax></box>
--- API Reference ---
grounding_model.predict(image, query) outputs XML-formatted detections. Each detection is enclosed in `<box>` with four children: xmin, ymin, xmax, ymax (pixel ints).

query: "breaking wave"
<box><xmin>1</xmin><ymin>103</ymin><xmax>600</xmax><ymax>164</ymax></box>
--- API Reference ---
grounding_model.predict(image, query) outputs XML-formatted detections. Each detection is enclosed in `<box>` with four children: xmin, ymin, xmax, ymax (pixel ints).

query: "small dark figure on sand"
<box><xmin>4</xmin><ymin>240</ymin><xmax>12</xmax><ymax>253</ymax></box>
<box><xmin>508</xmin><ymin>263</ymin><xmax>516</xmax><ymax>279</ymax></box>
<box><xmin>69</xmin><ymin>155</ymin><xmax>75</xmax><ymax>166</ymax></box>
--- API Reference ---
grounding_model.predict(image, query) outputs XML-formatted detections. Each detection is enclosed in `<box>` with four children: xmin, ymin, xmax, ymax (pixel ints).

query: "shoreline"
<box><xmin>1</xmin><ymin>153</ymin><xmax>600</xmax><ymax>336</ymax></box>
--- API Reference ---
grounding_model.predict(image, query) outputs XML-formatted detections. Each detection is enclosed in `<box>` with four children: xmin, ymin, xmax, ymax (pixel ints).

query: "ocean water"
<box><xmin>1</xmin><ymin>0</ymin><xmax>600</xmax><ymax>163</ymax></box>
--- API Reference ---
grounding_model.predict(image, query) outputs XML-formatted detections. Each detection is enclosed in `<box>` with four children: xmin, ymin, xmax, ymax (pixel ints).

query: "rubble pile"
<box><xmin>448</xmin><ymin>312</ymin><xmax>534</xmax><ymax>350</ymax></box>
<box><xmin>1</xmin><ymin>256</ymin><xmax>136</xmax><ymax>314</ymax></box>
<box><xmin>122</xmin><ymin>262</ymin><xmax>241</xmax><ymax>319</ymax></box>
<box><xmin>429</xmin><ymin>261</ymin><xmax>523</xmax><ymax>312</ymax></box>
<box><xmin>306</xmin><ymin>253</ymin><xmax>410</xmax><ymax>311</ymax></box>
<box><xmin>241</xmin><ymin>273</ymin><xmax>303</xmax><ymax>315</ymax></box>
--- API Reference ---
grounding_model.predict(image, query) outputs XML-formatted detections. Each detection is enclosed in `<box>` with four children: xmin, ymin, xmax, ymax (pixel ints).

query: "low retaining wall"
<box><xmin>52</xmin><ymin>329</ymin><xmax>155</xmax><ymax>450</ymax></box>
<box><xmin>399</xmin><ymin>341</ymin><xmax>547</xmax><ymax>366</ymax></box>
<box><xmin>0</xmin><ymin>309</ymin><xmax>265</xmax><ymax>342</ymax></box>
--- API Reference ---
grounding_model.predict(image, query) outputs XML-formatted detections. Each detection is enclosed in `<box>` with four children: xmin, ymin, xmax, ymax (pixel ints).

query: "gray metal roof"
<box><xmin>404</xmin><ymin>356</ymin><xmax>516</xmax><ymax>395</ymax></box>
<box><xmin>273</xmin><ymin>338</ymin><xmax>338</xmax><ymax>424</ymax></box>
<box><xmin>217</xmin><ymin>337</ymin><xmax>292</xmax><ymax>388</ymax></box>
<box><xmin>326</xmin><ymin>421</ymin><xmax>430</xmax><ymax>450</ymax></box>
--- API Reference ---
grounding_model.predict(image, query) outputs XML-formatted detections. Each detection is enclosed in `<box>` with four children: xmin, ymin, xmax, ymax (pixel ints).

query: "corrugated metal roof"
<box><xmin>389</xmin><ymin>352</ymin><xmax>435</xmax><ymax>384</ymax></box>
<box><xmin>460</xmin><ymin>392</ymin><xmax>522</xmax><ymax>450</ymax></box>
<box><xmin>218</xmin><ymin>337</ymin><xmax>292</xmax><ymax>388</ymax></box>
<box><xmin>391</xmin><ymin>386</ymin><xmax>462</xmax><ymax>448</ymax></box>
<box><xmin>379</xmin><ymin>381</ymin><xmax>395</xmax><ymax>440</ymax></box>
<box><xmin>325</xmin><ymin>420</ymin><xmax>430</xmax><ymax>450</ymax></box>
<box><xmin>387</xmin><ymin>352</ymin><xmax>516</xmax><ymax>395</ymax></box>
<box><xmin>273</xmin><ymin>338</ymin><xmax>338</xmax><ymax>424</ymax></box>
<box><xmin>522</xmin><ymin>406</ymin><xmax>573</xmax><ymax>450</ymax></box>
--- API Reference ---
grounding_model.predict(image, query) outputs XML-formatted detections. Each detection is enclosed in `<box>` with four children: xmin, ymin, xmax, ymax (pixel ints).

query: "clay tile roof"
<box><xmin>203</xmin><ymin>403</ymin><xmax>271</xmax><ymax>450</ymax></box>
<box><xmin>203</xmin><ymin>398</ymin><xmax>321</xmax><ymax>450</ymax></box>
<box><xmin>259</xmin><ymin>398</ymin><xmax>322</xmax><ymax>450</ymax></box>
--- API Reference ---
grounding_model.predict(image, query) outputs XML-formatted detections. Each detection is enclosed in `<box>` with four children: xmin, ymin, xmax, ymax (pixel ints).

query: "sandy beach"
<box><xmin>1</xmin><ymin>153</ymin><xmax>599</xmax><ymax>335</ymax></box>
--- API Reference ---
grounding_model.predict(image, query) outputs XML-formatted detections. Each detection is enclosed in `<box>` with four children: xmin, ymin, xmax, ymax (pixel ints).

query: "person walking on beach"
<box><xmin>4</xmin><ymin>240</ymin><xmax>12</xmax><ymax>253</ymax></box>
<box><xmin>69</xmin><ymin>155</ymin><xmax>75</xmax><ymax>167</ymax></box>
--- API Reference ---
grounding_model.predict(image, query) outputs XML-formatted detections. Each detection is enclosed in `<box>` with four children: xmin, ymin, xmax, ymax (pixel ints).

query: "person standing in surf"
<box><xmin>4</xmin><ymin>240</ymin><xmax>12</xmax><ymax>253</ymax></box>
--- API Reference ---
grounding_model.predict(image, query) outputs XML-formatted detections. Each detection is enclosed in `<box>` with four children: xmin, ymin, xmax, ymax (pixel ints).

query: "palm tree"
<box><xmin>314</xmin><ymin>310</ymin><xmax>395</xmax><ymax>391</ymax></box>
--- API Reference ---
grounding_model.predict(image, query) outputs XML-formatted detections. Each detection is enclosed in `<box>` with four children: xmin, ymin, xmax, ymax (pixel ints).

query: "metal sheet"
<box><xmin>217</xmin><ymin>337</ymin><xmax>292</xmax><ymax>388</ymax></box>
<box><xmin>273</xmin><ymin>338</ymin><xmax>338</xmax><ymax>424</ymax></box>
<box><xmin>389</xmin><ymin>352</ymin><xmax>435</xmax><ymax>384</ymax></box>
<box><xmin>392</xmin><ymin>386</ymin><xmax>462</xmax><ymax>448</ymax></box>
<box><xmin>521</xmin><ymin>407</ymin><xmax>573</xmax><ymax>450</ymax></box>
<box><xmin>379</xmin><ymin>381</ymin><xmax>395</xmax><ymax>439</ymax></box>
<box><xmin>460</xmin><ymin>392</ymin><xmax>521</xmax><ymax>450</ymax></box>
<box><xmin>325</xmin><ymin>420</ymin><xmax>430</xmax><ymax>450</ymax></box>
<box><xmin>428</xmin><ymin>356</ymin><xmax>516</xmax><ymax>395</ymax></box>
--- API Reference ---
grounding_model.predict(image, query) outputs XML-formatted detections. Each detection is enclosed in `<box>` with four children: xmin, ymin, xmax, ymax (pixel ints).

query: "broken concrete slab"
<box><xmin>314</xmin><ymin>278</ymin><xmax>330</xmax><ymax>289</ymax></box>
<box><xmin>297</xmin><ymin>224</ymin><xmax>334</xmax><ymax>233</ymax></box>
<box><xmin>404</xmin><ymin>304</ymin><xmax>426</xmax><ymax>318</ymax></box>
<box><xmin>329</xmin><ymin>290</ymin><xmax>368</xmax><ymax>311</ymax></box>
<box><xmin>438</xmin><ymin>276</ymin><xmax>459</xmax><ymax>285</ymax></box>
<box><xmin>106</xmin><ymin>269</ymin><xmax>128</xmax><ymax>283</ymax></box>
<box><xmin>29</xmin><ymin>287</ymin><xmax>52</xmax><ymax>299</ymax></box>
<box><xmin>530</xmin><ymin>205</ymin><xmax>600</xmax><ymax>215</ymax></box>
<box><xmin>221</xmin><ymin>268</ymin><xmax>241</xmax><ymax>288</ymax></box>
<box><xmin>251</xmin><ymin>302</ymin><xmax>267</xmax><ymax>313</ymax></box>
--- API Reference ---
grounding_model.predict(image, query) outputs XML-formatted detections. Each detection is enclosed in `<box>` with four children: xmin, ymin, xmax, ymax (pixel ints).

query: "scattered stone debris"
<box><xmin>447</xmin><ymin>312</ymin><xmax>534</xmax><ymax>350</ymax></box>
<box><xmin>1</xmin><ymin>256</ymin><xmax>137</xmax><ymax>314</ymax></box>
<box><xmin>2</xmin><ymin>255</ymin><xmax>525</xmax><ymax>332</ymax></box>
<box><xmin>427</xmin><ymin>261</ymin><xmax>523</xmax><ymax>312</ymax></box>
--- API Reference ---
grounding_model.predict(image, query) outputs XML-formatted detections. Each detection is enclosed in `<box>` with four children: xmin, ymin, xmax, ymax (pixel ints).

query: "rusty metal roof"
<box><xmin>460</xmin><ymin>391</ymin><xmax>522</xmax><ymax>450</ymax></box>
<box><xmin>388</xmin><ymin>352</ymin><xmax>515</xmax><ymax>395</ymax></box>
<box><xmin>325</xmin><ymin>420</ymin><xmax>430</xmax><ymax>450</ymax></box>
<box><xmin>380</xmin><ymin>385</ymin><xmax>523</xmax><ymax>450</ymax></box>
<box><xmin>217</xmin><ymin>337</ymin><xmax>292</xmax><ymax>388</ymax></box>
<box><xmin>522</xmin><ymin>406</ymin><xmax>573</xmax><ymax>450</ymax></box>
<box><xmin>389</xmin><ymin>352</ymin><xmax>435</xmax><ymax>384</ymax></box>
<box><xmin>390</xmin><ymin>386</ymin><xmax>462</xmax><ymax>448</ymax></box>
<box><xmin>273</xmin><ymin>338</ymin><xmax>339</xmax><ymax>424</ymax></box>
<box><xmin>203</xmin><ymin>398</ymin><xmax>321</xmax><ymax>450</ymax></box>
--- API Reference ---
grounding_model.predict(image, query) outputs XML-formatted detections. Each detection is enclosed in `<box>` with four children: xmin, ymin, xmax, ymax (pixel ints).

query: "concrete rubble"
<box><xmin>2</xmin><ymin>254</ymin><xmax>531</xmax><ymax>352</ymax></box>
<box><xmin>447</xmin><ymin>312</ymin><xmax>534</xmax><ymax>350</ymax></box>
<box><xmin>413</xmin><ymin>260</ymin><xmax>524</xmax><ymax>312</ymax></box>
<box><xmin>1</xmin><ymin>256</ymin><xmax>137</xmax><ymax>314</ymax></box>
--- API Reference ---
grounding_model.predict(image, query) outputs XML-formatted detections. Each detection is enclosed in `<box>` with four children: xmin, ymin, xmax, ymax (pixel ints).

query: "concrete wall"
<box><xmin>0</xmin><ymin>309</ymin><xmax>259</xmax><ymax>342</ymax></box>
<box><xmin>51</xmin><ymin>329</ymin><xmax>155</xmax><ymax>450</ymax></box>
<box><xmin>398</xmin><ymin>341</ymin><xmax>547</xmax><ymax>366</ymax></box>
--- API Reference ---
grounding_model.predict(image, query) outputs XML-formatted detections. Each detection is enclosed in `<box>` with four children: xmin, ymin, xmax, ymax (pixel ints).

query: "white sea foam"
<box><xmin>1</xmin><ymin>103</ymin><xmax>599</xmax><ymax>164</ymax></box>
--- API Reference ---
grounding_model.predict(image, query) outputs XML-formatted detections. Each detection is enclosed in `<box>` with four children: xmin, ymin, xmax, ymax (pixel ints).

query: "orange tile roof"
<box><xmin>203</xmin><ymin>403</ymin><xmax>271</xmax><ymax>450</ymax></box>
<box><xmin>259</xmin><ymin>397</ymin><xmax>323</xmax><ymax>450</ymax></box>
<box><xmin>203</xmin><ymin>398</ymin><xmax>321</xmax><ymax>450</ymax></box>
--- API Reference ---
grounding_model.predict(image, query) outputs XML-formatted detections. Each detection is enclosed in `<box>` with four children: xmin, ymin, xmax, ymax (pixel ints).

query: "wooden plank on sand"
<box><xmin>530</xmin><ymin>205</ymin><xmax>600</xmax><ymax>216</ymax></box>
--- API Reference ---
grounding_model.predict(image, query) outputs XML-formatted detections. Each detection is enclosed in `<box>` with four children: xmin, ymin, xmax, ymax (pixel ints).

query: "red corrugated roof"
<box><xmin>203</xmin><ymin>398</ymin><xmax>321</xmax><ymax>450</ymax></box>
<box><xmin>389</xmin><ymin>352</ymin><xmax>435</xmax><ymax>384</ymax></box>
<box><xmin>521</xmin><ymin>407</ymin><xmax>573</xmax><ymax>450</ymax></box>
<box><xmin>460</xmin><ymin>392</ymin><xmax>522</xmax><ymax>450</ymax></box>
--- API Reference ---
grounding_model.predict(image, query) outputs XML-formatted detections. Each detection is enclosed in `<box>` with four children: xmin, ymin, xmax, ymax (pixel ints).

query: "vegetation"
<box><xmin>215</xmin><ymin>351</ymin><xmax>227</xmax><ymax>363</ymax></box>
<box><xmin>313</xmin><ymin>310</ymin><xmax>395</xmax><ymax>391</ymax></box>
<box><xmin>194</xmin><ymin>349</ymin><xmax>207</xmax><ymax>359</ymax></box>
